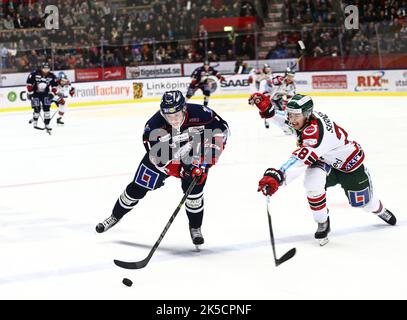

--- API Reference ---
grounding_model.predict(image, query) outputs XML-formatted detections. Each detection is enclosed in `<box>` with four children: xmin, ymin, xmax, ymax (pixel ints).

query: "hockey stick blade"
<box><xmin>113</xmin><ymin>258</ymin><xmax>148</xmax><ymax>270</ymax></box>
<box><xmin>275</xmin><ymin>247</ymin><xmax>296</xmax><ymax>266</ymax></box>
<box><xmin>113</xmin><ymin>177</ymin><xmax>199</xmax><ymax>270</ymax></box>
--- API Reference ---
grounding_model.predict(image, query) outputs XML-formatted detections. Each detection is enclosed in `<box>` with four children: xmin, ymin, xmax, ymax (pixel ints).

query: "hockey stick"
<box><xmin>289</xmin><ymin>40</ymin><xmax>306</xmax><ymax>70</ymax></box>
<box><xmin>32</xmin><ymin>113</ymin><xmax>46</xmax><ymax>131</ymax></box>
<box><xmin>50</xmin><ymin>109</ymin><xmax>59</xmax><ymax>121</ymax></box>
<box><xmin>266</xmin><ymin>195</ymin><xmax>296</xmax><ymax>266</ymax></box>
<box><xmin>39</xmin><ymin>112</ymin><xmax>52</xmax><ymax>135</ymax></box>
<box><xmin>114</xmin><ymin>176</ymin><xmax>199</xmax><ymax>270</ymax></box>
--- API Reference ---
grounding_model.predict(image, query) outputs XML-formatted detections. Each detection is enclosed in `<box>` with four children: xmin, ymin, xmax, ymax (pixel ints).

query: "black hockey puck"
<box><xmin>122</xmin><ymin>278</ymin><xmax>133</xmax><ymax>287</ymax></box>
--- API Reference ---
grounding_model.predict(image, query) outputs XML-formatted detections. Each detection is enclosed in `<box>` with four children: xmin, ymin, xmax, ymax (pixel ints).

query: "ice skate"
<box><xmin>96</xmin><ymin>214</ymin><xmax>120</xmax><ymax>233</ymax></box>
<box><xmin>190</xmin><ymin>227</ymin><xmax>204</xmax><ymax>251</ymax></box>
<box><xmin>33</xmin><ymin>120</ymin><xmax>43</xmax><ymax>131</ymax></box>
<box><xmin>264</xmin><ymin>119</ymin><xmax>269</xmax><ymax>129</ymax></box>
<box><xmin>45</xmin><ymin>125</ymin><xmax>52</xmax><ymax>135</ymax></box>
<box><xmin>57</xmin><ymin>117</ymin><xmax>65</xmax><ymax>126</ymax></box>
<box><xmin>315</xmin><ymin>217</ymin><xmax>330</xmax><ymax>246</ymax></box>
<box><xmin>377</xmin><ymin>209</ymin><xmax>397</xmax><ymax>225</ymax></box>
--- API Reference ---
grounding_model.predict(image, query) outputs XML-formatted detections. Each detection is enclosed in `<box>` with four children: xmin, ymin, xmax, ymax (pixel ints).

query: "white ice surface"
<box><xmin>0</xmin><ymin>96</ymin><xmax>406</xmax><ymax>299</ymax></box>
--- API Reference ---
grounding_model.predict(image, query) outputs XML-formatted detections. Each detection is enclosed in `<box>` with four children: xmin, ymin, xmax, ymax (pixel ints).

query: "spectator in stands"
<box><xmin>175</xmin><ymin>44</ymin><xmax>189</xmax><ymax>61</ymax></box>
<box><xmin>198</xmin><ymin>25</ymin><xmax>208</xmax><ymax>40</ymax></box>
<box><xmin>4</xmin><ymin>15</ymin><xmax>15</xmax><ymax>29</ymax></box>
<box><xmin>237</xmin><ymin>41</ymin><xmax>254</xmax><ymax>59</ymax></box>
<box><xmin>1</xmin><ymin>0</ymin><xmax>405</xmax><ymax>73</ymax></box>
<box><xmin>234</xmin><ymin>59</ymin><xmax>249</xmax><ymax>74</ymax></box>
<box><xmin>226</xmin><ymin>48</ymin><xmax>236</xmax><ymax>61</ymax></box>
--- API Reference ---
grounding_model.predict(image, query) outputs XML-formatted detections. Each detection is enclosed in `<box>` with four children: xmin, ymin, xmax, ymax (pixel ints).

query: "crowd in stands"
<box><xmin>268</xmin><ymin>0</ymin><xmax>407</xmax><ymax>59</ymax></box>
<box><xmin>0</xmin><ymin>0</ymin><xmax>405</xmax><ymax>74</ymax></box>
<box><xmin>0</xmin><ymin>0</ymin><xmax>266</xmax><ymax>72</ymax></box>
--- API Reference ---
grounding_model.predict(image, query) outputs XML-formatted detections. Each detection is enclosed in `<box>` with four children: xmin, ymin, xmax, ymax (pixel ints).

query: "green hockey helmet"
<box><xmin>286</xmin><ymin>94</ymin><xmax>314</xmax><ymax>118</ymax></box>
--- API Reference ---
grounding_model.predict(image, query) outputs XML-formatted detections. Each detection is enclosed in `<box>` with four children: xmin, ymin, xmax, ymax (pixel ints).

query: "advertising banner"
<box><xmin>131</xmin><ymin>74</ymin><xmax>253</xmax><ymax>99</ymax></box>
<box><xmin>0</xmin><ymin>69</ymin><xmax>74</xmax><ymax>87</ymax></box>
<box><xmin>352</xmin><ymin>70</ymin><xmax>390</xmax><ymax>92</ymax></box>
<box><xmin>103</xmin><ymin>67</ymin><xmax>126</xmax><ymax>80</ymax></box>
<box><xmin>312</xmin><ymin>75</ymin><xmax>348</xmax><ymax>89</ymax></box>
<box><xmin>75</xmin><ymin>67</ymin><xmax>125</xmax><ymax>82</ymax></box>
<box><xmin>2</xmin><ymin>69</ymin><xmax>406</xmax><ymax>112</ymax></box>
<box><xmin>393</xmin><ymin>70</ymin><xmax>407</xmax><ymax>92</ymax></box>
<box><xmin>71</xmin><ymin>80</ymin><xmax>132</xmax><ymax>101</ymax></box>
<box><xmin>126</xmin><ymin>64</ymin><xmax>182</xmax><ymax>79</ymax></box>
<box><xmin>0</xmin><ymin>79</ymin><xmax>134</xmax><ymax>109</ymax></box>
<box><xmin>132</xmin><ymin>77</ymin><xmax>190</xmax><ymax>98</ymax></box>
<box><xmin>75</xmin><ymin>68</ymin><xmax>102</xmax><ymax>82</ymax></box>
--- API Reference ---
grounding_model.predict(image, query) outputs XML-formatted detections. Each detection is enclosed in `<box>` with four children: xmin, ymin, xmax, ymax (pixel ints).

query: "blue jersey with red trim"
<box><xmin>143</xmin><ymin>103</ymin><xmax>229</xmax><ymax>175</ymax></box>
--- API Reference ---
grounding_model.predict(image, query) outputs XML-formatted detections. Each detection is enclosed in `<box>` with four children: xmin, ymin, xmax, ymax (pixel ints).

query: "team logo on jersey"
<box><xmin>304</xmin><ymin>125</ymin><xmax>318</xmax><ymax>136</ymax></box>
<box><xmin>302</xmin><ymin>138</ymin><xmax>318</xmax><ymax>146</ymax></box>
<box><xmin>133</xmin><ymin>82</ymin><xmax>143</xmax><ymax>99</ymax></box>
<box><xmin>135</xmin><ymin>164</ymin><xmax>159</xmax><ymax>190</ymax></box>
<box><xmin>206</xmin><ymin>77</ymin><xmax>218</xmax><ymax>93</ymax></box>
<box><xmin>172</xmin><ymin>133</ymin><xmax>190</xmax><ymax>143</ymax></box>
<box><xmin>188</xmin><ymin>125</ymin><xmax>205</xmax><ymax>134</ymax></box>
<box><xmin>348</xmin><ymin>187</ymin><xmax>370</xmax><ymax>207</ymax></box>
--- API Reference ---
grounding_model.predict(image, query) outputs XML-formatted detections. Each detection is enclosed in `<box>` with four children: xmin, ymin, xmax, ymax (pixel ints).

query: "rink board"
<box><xmin>1</xmin><ymin>69</ymin><xmax>406</xmax><ymax>113</ymax></box>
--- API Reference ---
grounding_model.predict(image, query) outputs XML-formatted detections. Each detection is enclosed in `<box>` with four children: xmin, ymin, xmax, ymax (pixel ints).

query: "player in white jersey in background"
<box><xmin>248</xmin><ymin>64</ymin><xmax>273</xmax><ymax>128</ymax></box>
<box><xmin>264</xmin><ymin>67</ymin><xmax>297</xmax><ymax>135</ymax></box>
<box><xmin>252</xmin><ymin>94</ymin><xmax>396</xmax><ymax>245</ymax></box>
<box><xmin>53</xmin><ymin>71</ymin><xmax>75</xmax><ymax>125</ymax></box>
<box><xmin>249</xmin><ymin>68</ymin><xmax>296</xmax><ymax>135</ymax></box>
<box><xmin>270</xmin><ymin>68</ymin><xmax>297</xmax><ymax>111</ymax></box>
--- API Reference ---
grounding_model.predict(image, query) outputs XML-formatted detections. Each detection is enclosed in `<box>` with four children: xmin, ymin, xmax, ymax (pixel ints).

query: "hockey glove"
<box><xmin>180</xmin><ymin>163</ymin><xmax>208</xmax><ymax>185</ymax></box>
<box><xmin>219</xmin><ymin>76</ymin><xmax>226</xmax><ymax>82</ymax></box>
<box><xmin>26</xmin><ymin>85</ymin><xmax>33</xmax><ymax>100</ymax></box>
<box><xmin>258</xmin><ymin>168</ymin><xmax>284</xmax><ymax>196</ymax></box>
<box><xmin>69</xmin><ymin>87</ymin><xmax>75</xmax><ymax>97</ymax></box>
<box><xmin>248</xmin><ymin>92</ymin><xmax>274</xmax><ymax>118</ymax></box>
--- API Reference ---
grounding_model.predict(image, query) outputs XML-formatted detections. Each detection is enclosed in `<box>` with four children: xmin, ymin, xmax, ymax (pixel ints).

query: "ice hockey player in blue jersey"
<box><xmin>96</xmin><ymin>90</ymin><xmax>229</xmax><ymax>247</ymax></box>
<box><xmin>26</xmin><ymin>62</ymin><xmax>58</xmax><ymax>134</ymax></box>
<box><xmin>186</xmin><ymin>61</ymin><xmax>225</xmax><ymax>107</ymax></box>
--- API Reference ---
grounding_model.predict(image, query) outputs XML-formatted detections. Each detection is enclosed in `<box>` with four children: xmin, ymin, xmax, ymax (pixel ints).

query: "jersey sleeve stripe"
<box><xmin>280</xmin><ymin>156</ymin><xmax>299</xmax><ymax>173</ymax></box>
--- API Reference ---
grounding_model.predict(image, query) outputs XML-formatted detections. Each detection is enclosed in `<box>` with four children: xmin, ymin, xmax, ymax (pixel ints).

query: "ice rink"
<box><xmin>0</xmin><ymin>96</ymin><xmax>406</xmax><ymax>299</ymax></box>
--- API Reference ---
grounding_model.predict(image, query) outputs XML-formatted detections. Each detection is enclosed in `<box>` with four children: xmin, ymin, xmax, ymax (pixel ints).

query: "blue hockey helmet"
<box><xmin>57</xmin><ymin>71</ymin><xmax>68</xmax><ymax>80</ymax></box>
<box><xmin>40</xmin><ymin>62</ymin><xmax>50</xmax><ymax>73</ymax></box>
<box><xmin>160</xmin><ymin>90</ymin><xmax>186</xmax><ymax>115</ymax></box>
<box><xmin>160</xmin><ymin>91</ymin><xmax>187</xmax><ymax>129</ymax></box>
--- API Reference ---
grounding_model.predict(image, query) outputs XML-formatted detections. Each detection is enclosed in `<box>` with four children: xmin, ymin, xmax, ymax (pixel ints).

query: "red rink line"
<box><xmin>0</xmin><ymin>172</ymin><xmax>132</xmax><ymax>189</ymax></box>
